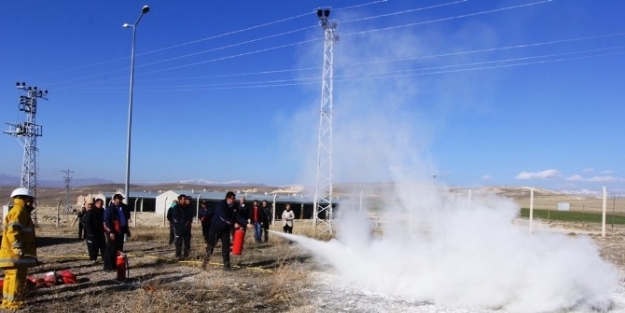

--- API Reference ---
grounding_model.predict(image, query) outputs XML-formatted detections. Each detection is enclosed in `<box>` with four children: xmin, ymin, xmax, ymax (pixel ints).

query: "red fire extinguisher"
<box><xmin>232</xmin><ymin>228</ymin><xmax>245</xmax><ymax>255</ymax></box>
<box><xmin>116</xmin><ymin>251</ymin><xmax>129</xmax><ymax>281</ymax></box>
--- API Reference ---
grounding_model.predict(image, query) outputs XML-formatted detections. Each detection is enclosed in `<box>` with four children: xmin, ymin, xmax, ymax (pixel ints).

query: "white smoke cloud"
<box><xmin>281</xmin><ymin>6</ymin><xmax>619</xmax><ymax>312</ymax></box>
<box><xmin>282</xmin><ymin>187</ymin><xmax>618</xmax><ymax>312</ymax></box>
<box><xmin>515</xmin><ymin>169</ymin><xmax>562</xmax><ymax>180</ymax></box>
<box><xmin>481</xmin><ymin>174</ymin><xmax>493</xmax><ymax>180</ymax></box>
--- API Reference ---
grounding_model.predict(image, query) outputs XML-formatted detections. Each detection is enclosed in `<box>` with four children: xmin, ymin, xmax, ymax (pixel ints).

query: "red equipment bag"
<box><xmin>232</xmin><ymin>228</ymin><xmax>245</xmax><ymax>255</ymax></box>
<box><xmin>58</xmin><ymin>270</ymin><xmax>77</xmax><ymax>284</ymax></box>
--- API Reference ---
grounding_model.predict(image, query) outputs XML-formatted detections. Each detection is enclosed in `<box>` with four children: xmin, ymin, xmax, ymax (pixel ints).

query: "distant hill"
<box><xmin>0</xmin><ymin>174</ymin><xmax>114</xmax><ymax>188</ymax></box>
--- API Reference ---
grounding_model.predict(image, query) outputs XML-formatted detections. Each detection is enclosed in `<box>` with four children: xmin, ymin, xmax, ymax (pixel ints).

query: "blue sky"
<box><xmin>1</xmin><ymin>0</ymin><xmax>624</xmax><ymax>192</ymax></box>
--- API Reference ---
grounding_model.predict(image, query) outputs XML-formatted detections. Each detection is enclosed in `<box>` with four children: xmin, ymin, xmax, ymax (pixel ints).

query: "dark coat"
<box><xmin>103</xmin><ymin>203</ymin><xmax>131</xmax><ymax>236</ymax></box>
<box><xmin>262</xmin><ymin>206</ymin><xmax>271</xmax><ymax>229</ymax></box>
<box><xmin>198</xmin><ymin>206</ymin><xmax>214</xmax><ymax>225</ymax></box>
<box><xmin>210</xmin><ymin>200</ymin><xmax>248</xmax><ymax>231</ymax></box>
<box><xmin>170</xmin><ymin>204</ymin><xmax>193</xmax><ymax>228</ymax></box>
<box><xmin>84</xmin><ymin>207</ymin><xmax>105</xmax><ymax>237</ymax></box>
<box><xmin>236</xmin><ymin>204</ymin><xmax>249</xmax><ymax>223</ymax></box>
<box><xmin>249</xmin><ymin>205</ymin><xmax>268</xmax><ymax>225</ymax></box>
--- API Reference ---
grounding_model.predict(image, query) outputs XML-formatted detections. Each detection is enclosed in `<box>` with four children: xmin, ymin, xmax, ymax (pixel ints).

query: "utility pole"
<box><xmin>62</xmin><ymin>169</ymin><xmax>74</xmax><ymax>212</ymax></box>
<box><xmin>4</xmin><ymin>82</ymin><xmax>48</xmax><ymax>225</ymax></box>
<box><xmin>312</xmin><ymin>8</ymin><xmax>338</xmax><ymax>236</ymax></box>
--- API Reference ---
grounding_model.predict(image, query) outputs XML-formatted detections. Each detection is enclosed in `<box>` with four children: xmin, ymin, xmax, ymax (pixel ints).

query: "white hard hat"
<box><xmin>11</xmin><ymin>187</ymin><xmax>33</xmax><ymax>198</ymax></box>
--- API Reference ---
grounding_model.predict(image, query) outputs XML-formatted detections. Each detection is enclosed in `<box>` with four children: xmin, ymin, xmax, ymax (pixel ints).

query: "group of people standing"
<box><xmin>166</xmin><ymin>192</ymin><xmax>297</xmax><ymax>271</ymax></box>
<box><xmin>0</xmin><ymin>188</ymin><xmax>296</xmax><ymax>310</ymax></box>
<box><xmin>78</xmin><ymin>194</ymin><xmax>131</xmax><ymax>272</ymax></box>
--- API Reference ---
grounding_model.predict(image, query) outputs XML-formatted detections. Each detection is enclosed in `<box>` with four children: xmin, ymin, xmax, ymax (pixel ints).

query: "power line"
<box><xmin>334</xmin><ymin>0</ymin><xmax>389</xmax><ymax>11</ymax></box>
<box><xmin>342</xmin><ymin>0</ymin><xmax>468</xmax><ymax>24</ymax></box>
<box><xmin>161</xmin><ymin>31</ymin><xmax>625</xmax><ymax>83</ymax></box>
<box><xmin>137</xmin><ymin>25</ymin><xmax>317</xmax><ymax>69</ymax></box>
<box><xmin>133</xmin><ymin>38</ymin><xmax>322</xmax><ymax>76</ymax></box>
<box><xmin>343</xmin><ymin>0</ymin><xmax>554</xmax><ymax>37</ymax></box>
<box><xmin>62</xmin><ymin>46</ymin><xmax>624</xmax><ymax>92</ymax></box>
<box><xmin>32</xmin><ymin>0</ymin><xmax>388</xmax><ymax>81</ymax></box>
<box><xmin>57</xmin><ymin>31</ymin><xmax>625</xmax><ymax>89</ymax></box>
<box><xmin>43</xmin><ymin>1</ymin><xmax>480</xmax><ymax>87</ymax></box>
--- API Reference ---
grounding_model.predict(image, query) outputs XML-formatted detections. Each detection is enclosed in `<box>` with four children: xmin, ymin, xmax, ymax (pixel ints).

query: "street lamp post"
<box><xmin>123</xmin><ymin>5</ymin><xmax>149</xmax><ymax>210</ymax></box>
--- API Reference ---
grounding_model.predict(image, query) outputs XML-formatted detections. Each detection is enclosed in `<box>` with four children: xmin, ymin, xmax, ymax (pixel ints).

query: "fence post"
<box><xmin>529</xmin><ymin>188</ymin><xmax>534</xmax><ymax>235</ymax></box>
<box><xmin>602</xmin><ymin>187</ymin><xmax>607</xmax><ymax>237</ymax></box>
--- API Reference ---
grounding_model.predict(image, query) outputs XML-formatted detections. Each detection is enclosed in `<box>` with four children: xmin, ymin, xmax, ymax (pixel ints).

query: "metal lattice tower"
<box><xmin>313</xmin><ymin>8</ymin><xmax>338</xmax><ymax>236</ymax></box>
<box><xmin>62</xmin><ymin>169</ymin><xmax>74</xmax><ymax>212</ymax></box>
<box><xmin>3</xmin><ymin>82</ymin><xmax>48</xmax><ymax>224</ymax></box>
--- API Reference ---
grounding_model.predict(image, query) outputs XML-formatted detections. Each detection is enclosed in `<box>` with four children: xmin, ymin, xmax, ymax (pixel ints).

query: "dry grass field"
<box><xmin>20</xmin><ymin>224</ymin><xmax>317</xmax><ymax>313</ymax></box>
<box><xmin>2</xmin><ymin>185</ymin><xmax>625</xmax><ymax>312</ymax></box>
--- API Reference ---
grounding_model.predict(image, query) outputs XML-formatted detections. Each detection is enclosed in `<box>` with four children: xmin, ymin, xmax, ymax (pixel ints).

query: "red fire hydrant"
<box><xmin>116</xmin><ymin>251</ymin><xmax>129</xmax><ymax>281</ymax></box>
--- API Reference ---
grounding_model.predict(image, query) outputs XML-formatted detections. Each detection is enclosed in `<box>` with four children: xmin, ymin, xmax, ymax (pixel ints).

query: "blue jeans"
<box><xmin>253</xmin><ymin>222</ymin><xmax>262</xmax><ymax>242</ymax></box>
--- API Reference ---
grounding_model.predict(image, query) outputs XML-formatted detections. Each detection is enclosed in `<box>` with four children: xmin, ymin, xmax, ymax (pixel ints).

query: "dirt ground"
<box><xmin>15</xmin><ymin>222</ymin><xmax>315</xmax><ymax>313</ymax></box>
<box><xmin>4</xmin><ymin>208</ymin><xmax>625</xmax><ymax>312</ymax></box>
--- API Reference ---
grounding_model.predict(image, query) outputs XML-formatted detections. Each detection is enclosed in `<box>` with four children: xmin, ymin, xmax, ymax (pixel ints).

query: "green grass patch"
<box><xmin>520</xmin><ymin>208</ymin><xmax>625</xmax><ymax>224</ymax></box>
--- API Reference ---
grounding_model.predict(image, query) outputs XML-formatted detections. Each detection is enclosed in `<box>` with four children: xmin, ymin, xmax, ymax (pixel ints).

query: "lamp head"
<box><xmin>142</xmin><ymin>5</ymin><xmax>149</xmax><ymax>14</ymax></box>
<box><xmin>122</xmin><ymin>23</ymin><xmax>131</xmax><ymax>28</ymax></box>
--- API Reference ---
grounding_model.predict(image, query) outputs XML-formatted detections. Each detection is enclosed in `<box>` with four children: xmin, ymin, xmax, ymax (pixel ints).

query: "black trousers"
<box><xmin>201</xmin><ymin>224</ymin><xmax>210</xmax><ymax>245</ymax></box>
<box><xmin>283</xmin><ymin>225</ymin><xmax>293</xmax><ymax>234</ymax></box>
<box><xmin>174</xmin><ymin>226</ymin><xmax>191</xmax><ymax>258</ymax></box>
<box><xmin>206</xmin><ymin>226</ymin><xmax>232</xmax><ymax>268</ymax></box>
<box><xmin>78</xmin><ymin>222</ymin><xmax>84</xmax><ymax>239</ymax></box>
<box><xmin>263</xmin><ymin>227</ymin><xmax>269</xmax><ymax>242</ymax></box>
<box><xmin>86</xmin><ymin>234</ymin><xmax>106</xmax><ymax>261</ymax></box>
<box><xmin>169</xmin><ymin>224</ymin><xmax>174</xmax><ymax>244</ymax></box>
<box><xmin>104</xmin><ymin>233</ymin><xmax>124</xmax><ymax>271</ymax></box>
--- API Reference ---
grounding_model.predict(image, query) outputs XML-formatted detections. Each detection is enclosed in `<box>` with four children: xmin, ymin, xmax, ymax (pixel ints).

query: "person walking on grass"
<box><xmin>282</xmin><ymin>203</ymin><xmax>295</xmax><ymax>234</ymax></box>
<box><xmin>203</xmin><ymin>191</ymin><xmax>252</xmax><ymax>271</ymax></box>
<box><xmin>0</xmin><ymin>188</ymin><xmax>38</xmax><ymax>310</ymax></box>
<box><xmin>103</xmin><ymin>193</ymin><xmax>131</xmax><ymax>272</ymax></box>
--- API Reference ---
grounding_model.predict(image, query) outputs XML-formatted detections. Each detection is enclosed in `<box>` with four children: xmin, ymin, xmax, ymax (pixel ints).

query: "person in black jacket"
<box><xmin>76</xmin><ymin>206</ymin><xmax>86</xmax><ymax>239</ymax></box>
<box><xmin>198</xmin><ymin>201</ymin><xmax>213</xmax><ymax>245</ymax></box>
<box><xmin>202</xmin><ymin>191</ymin><xmax>252</xmax><ymax>271</ymax></box>
<box><xmin>171</xmin><ymin>195</ymin><xmax>193</xmax><ymax>260</ymax></box>
<box><xmin>261</xmin><ymin>200</ymin><xmax>271</xmax><ymax>242</ymax></box>
<box><xmin>166</xmin><ymin>199</ymin><xmax>178</xmax><ymax>245</ymax></box>
<box><xmin>103</xmin><ymin>194</ymin><xmax>131</xmax><ymax>272</ymax></box>
<box><xmin>84</xmin><ymin>199</ymin><xmax>106</xmax><ymax>262</ymax></box>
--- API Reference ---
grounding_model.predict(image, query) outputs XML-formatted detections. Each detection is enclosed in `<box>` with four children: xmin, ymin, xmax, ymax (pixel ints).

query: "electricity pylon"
<box><xmin>313</xmin><ymin>8</ymin><xmax>338</xmax><ymax>236</ymax></box>
<box><xmin>4</xmin><ymin>82</ymin><xmax>48</xmax><ymax>224</ymax></box>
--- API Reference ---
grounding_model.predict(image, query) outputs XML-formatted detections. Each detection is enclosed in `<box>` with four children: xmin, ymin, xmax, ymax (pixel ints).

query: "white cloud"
<box><xmin>515</xmin><ymin>169</ymin><xmax>562</xmax><ymax>180</ymax></box>
<box><xmin>586</xmin><ymin>176</ymin><xmax>624</xmax><ymax>183</ymax></box>
<box><xmin>566</xmin><ymin>175</ymin><xmax>582</xmax><ymax>181</ymax></box>
<box><xmin>601</xmin><ymin>170</ymin><xmax>614</xmax><ymax>175</ymax></box>
<box><xmin>583</xmin><ymin>168</ymin><xmax>595</xmax><ymax>173</ymax></box>
<box><xmin>481</xmin><ymin>175</ymin><xmax>493</xmax><ymax>180</ymax></box>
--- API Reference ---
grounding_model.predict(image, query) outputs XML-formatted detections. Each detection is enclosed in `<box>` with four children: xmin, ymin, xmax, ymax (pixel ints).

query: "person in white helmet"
<box><xmin>0</xmin><ymin>188</ymin><xmax>38</xmax><ymax>310</ymax></box>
